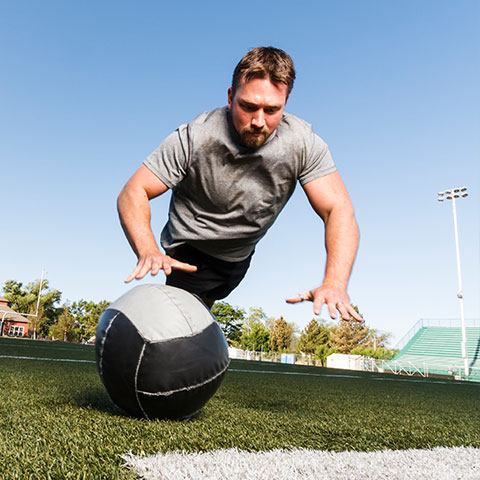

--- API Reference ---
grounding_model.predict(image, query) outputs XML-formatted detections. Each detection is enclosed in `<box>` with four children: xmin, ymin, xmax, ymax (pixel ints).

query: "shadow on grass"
<box><xmin>71</xmin><ymin>386</ymin><xmax>206</xmax><ymax>422</ymax></box>
<box><xmin>72</xmin><ymin>386</ymin><xmax>127</xmax><ymax>417</ymax></box>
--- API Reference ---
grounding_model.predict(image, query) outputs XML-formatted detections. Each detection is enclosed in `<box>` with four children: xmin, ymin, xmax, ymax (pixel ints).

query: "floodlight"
<box><xmin>436</xmin><ymin>185</ymin><xmax>470</xmax><ymax>377</ymax></box>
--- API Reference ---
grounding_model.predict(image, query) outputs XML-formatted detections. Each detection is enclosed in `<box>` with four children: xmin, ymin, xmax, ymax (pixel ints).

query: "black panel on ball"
<box><xmin>137</xmin><ymin>322</ymin><xmax>228</xmax><ymax>395</ymax></box>
<box><xmin>96</xmin><ymin>309</ymin><xmax>146</xmax><ymax>418</ymax></box>
<box><xmin>136</xmin><ymin>321</ymin><xmax>229</xmax><ymax>420</ymax></box>
<box><xmin>138</xmin><ymin>371</ymin><xmax>227</xmax><ymax>420</ymax></box>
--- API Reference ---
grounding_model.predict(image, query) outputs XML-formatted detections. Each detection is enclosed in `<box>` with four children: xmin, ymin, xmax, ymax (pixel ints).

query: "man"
<box><xmin>118</xmin><ymin>47</ymin><xmax>362</xmax><ymax>322</ymax></box>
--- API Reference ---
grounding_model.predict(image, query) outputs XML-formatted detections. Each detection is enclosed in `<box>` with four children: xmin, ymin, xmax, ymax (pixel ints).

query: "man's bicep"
<box><xmin>302</xmin><ymin>171</ymin><xmax>352</xmax><ymax>221</ymax></box>
<box><xmin>127</xmin><ymin>164</ymin><xmax>170</xmax><ymax>199</ymax></box>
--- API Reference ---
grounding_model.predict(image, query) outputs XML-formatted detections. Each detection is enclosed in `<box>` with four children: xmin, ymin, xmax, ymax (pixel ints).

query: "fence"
<box><xmin>228</xmin><ymin>347</ymin><xmax>316</xmax><ymax>365</ymax></box>
<box><xmin>370</xmin><ymin>358</ymin><xmax>480</xmax><ymax>382</ymax></box>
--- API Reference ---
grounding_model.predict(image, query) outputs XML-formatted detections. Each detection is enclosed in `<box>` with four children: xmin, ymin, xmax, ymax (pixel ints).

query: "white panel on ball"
<box><xmin>109</xmin><ymin>284</ymin><xmax>215</xmax><ymax>341</ymax></box>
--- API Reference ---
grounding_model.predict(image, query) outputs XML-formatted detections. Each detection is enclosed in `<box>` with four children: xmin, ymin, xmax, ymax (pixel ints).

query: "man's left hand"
<box><xmin>286</xmin><ymin>284</ymin><xmax>363</xmax><ymax>322</ymax></box>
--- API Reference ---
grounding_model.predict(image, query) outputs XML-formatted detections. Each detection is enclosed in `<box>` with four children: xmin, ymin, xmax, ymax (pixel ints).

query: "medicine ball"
<box><xmin>95</xmin><ymin>284</ymin><xmax>229</xmax><ymax>420</ymax></box>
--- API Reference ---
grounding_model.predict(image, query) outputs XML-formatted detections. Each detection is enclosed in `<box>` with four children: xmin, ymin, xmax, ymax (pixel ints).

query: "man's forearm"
<box><xmin>322</xmin><ymin>207</ymin><xmax>359</xmax><ymax>289</ymax></box>
<box><xmin>117</xmin><ymin>186</ymin><xmax>160</xmax><ymax>258</ymax></box>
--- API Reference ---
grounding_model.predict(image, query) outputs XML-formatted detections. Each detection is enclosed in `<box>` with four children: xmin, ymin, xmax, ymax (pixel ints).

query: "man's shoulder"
<box><xmin>187</xmin><ymin>107</ymin><xmax>227</xmax><ymax>128</ymax></box>
<box><xmin>280</xmin><ymin>111</ymin><xmax>314</xmax><ymax>133</ymax></box>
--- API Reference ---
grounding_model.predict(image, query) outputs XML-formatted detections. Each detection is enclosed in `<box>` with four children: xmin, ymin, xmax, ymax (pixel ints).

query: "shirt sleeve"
<box><xmin>298</xmin><ymin>130</ymin><xmax>337</xmax><ymax>186</ymax></box>
<box><xmin>143</xmin><ymin>123</ymin><xmax>189</xmax><ymax>189</ymax></box>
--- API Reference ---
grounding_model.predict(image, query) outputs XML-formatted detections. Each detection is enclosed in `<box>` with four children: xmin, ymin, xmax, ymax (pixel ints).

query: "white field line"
<box><xmin>230</xmin><ymin>368</ymin><xmax>362</xmax><ymax>378</ymax></box>
<box><xmin>228</xmin><ymin>368</ymin><xmax>477</xmax><ymax>385</ymax></box>
<box><xmin>122</xmin><ymin>446</ymin><xmax>480</xmax><ymax>480</ymax></box>
<box><xmin>0</xmin><ymin>356</ymin><xmax>477</xmax><ymax>386</ymax></box>
<box><xmin>0</xmin><ymin>342</ymin><xmax>91</xmax><ymax>351</ymax></box>
<box><xmin>0</xmin><ymin>355</ymin><xmax>95</xmax><ymax>363</ymax></box>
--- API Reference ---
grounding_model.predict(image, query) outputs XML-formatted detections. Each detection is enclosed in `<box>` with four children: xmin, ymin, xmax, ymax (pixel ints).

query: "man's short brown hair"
<box><xmin>231</xmin><ymin>47</ymin><xmax>296</xmax><ymax>97</ymax></box>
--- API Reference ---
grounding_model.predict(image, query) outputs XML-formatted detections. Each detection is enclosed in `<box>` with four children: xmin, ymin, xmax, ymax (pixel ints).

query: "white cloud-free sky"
<box><xmin>1</xmin><ymin>0</ymin><xmax>478</xmax><ymax>345</ymax></box>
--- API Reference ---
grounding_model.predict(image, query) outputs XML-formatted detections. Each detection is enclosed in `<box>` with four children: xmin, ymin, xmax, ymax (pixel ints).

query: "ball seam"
<box><xmin>137</xmin><ymin>359</ymin><xmax>231</xmax><ymax>397</ymax></box>
<box><xmin>98</xmin><ymin>311</ymin><xmax>121</xmax><ymax>383</ymax></box>
<box><xmin>134</xmin><ymin>342</ymin><xmax>150</xmax><ymax>419</ymax></box>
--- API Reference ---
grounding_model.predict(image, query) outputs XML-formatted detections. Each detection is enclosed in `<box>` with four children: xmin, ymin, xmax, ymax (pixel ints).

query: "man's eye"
<box><xmin>265</xmin><ymin>108</ymin><xmax>279</xmax><ymax>114</ymax></box>
<box><xmin>242</xmin><ymin>104</ymin><xmax>257</xmax><ymax>112</ymax></box>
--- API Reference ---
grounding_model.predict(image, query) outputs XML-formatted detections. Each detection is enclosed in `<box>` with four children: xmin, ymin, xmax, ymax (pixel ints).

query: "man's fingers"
<box><xmin>313</xmin><ymin>296</ymin><xmax>324</xmax><ymax>316</ymax></box>
<box><xmin>335</xmin><ymin>301</ymin><xmax>350</xmax><ymax>320</ymax></box>
<box><xmin>347</xmin><ymin>304</ymin><xmax>364</xmax><ymax>322</ymax></box>
<box><xmin>172</xmin><ymin>260</ymin><xmax>197</xmax><ymax>272</ymax></box>
<box><xmin>163</xmin><ymin>262</ymin><xmax>172</xmax><ymax>276</ymax></box>
<box><xmin>335</xmin><ymin>301</ymin><xmax>363</xmax><ymax>322</ymax></box>
<box><xmin>285</xmin><ymin>292</ymin><xmax>311</xmax><ymax>305</ymax></box>
<box><xmin>166</xmin><ymin>259</ymin><xmax>197</xmax><ymax>275</ymax></box>
<box><xmin>327</xmin><ymin>300</ymin><xmax>340</xmax><ymax>319</ymax></box>
<box><xmin>126</xmin><ymin>256</ymin><xmax>198</xmax><ymax>282</ymax></box>
<box><xmin>285</xmin><ymin>294</ymin><xmax>303</xmax><ymax>304</ymax></box>
<box><xmin>124</xmin><ymin>263</ymin><xmax>145</xmax><ymax>283</ymax></box>
<box><xmin>124</xmin><ymin>271</ymin><xmax>136</xmax><ymax>283</ymax></box>
<box><xmin>151</xmin><ymin>262</ymin><xmax>161</xmax><ymax>276</ymax></box>
<box><xmin>286</xmin><ymin>292</ymin><xmax>326</xmax><ymax>316</ymax></box>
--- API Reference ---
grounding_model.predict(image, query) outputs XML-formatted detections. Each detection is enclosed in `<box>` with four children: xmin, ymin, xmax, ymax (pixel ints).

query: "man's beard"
<box><xmin>238</xmin><ymin>126</ymin><xmax>272</xmax><ymax>148</ymax></box>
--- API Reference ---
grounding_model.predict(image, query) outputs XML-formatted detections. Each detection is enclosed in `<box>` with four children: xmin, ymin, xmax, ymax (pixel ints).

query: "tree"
<box><xmin>70</xmin><ymin>299</ymin><xmax>110</xmax><ymax>341</ymax></box>
<box><xmin>329</xmin><ymin>306</ymin><xmax>371</xmax><ymax>354</ymax></box>
<box><xmin>239</xmin><ymin>307</ymin><xmax>271</xmax><ymax>352</ymax></box>
<box><xmin>2</xmin><ymin>279</ymin><xmax>62</xmax><ymax>338</ymax></box>
<box><xmin>211</xmin><ymin>301</ymin><xmax>245</xmax><ymax>345</ymax></box>
<box><xmin>315</xmin><ymin>344</ymin><xmax>337</xmax><ymax>367</ymax></box>
<box><xmin>240</xmin><ymin>321</ymin><xmax>270</xmax><ymax>352</ymax></box>
<box><xmin>269</xmin><ymin>316</ymin><xmax>294</xmax><ymax>352</ymax></box>
<box><xmin>50</xmin><ymin>304</ymin><xmax>75</xmax><ymax>342</ymax></box>
<box><xmin>297</xmin><ymin>318</ymin><xmax>330</xmax><ymax>354</ymax></box>
<box><xmin>350</xmin><ymin>346</ymin><xmax>398</xmax><ymax>360</ymax></box>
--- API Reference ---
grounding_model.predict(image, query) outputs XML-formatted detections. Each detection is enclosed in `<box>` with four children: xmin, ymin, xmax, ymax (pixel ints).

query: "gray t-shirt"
<box><xmin>144</xmin><ymin>107</ymin><xmax>336</xmax><ymax>261</ymax></box>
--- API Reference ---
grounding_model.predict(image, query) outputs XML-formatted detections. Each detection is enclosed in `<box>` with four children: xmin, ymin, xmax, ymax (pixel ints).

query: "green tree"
<box><xmin>297</xmin><ymin>318</ymin><xmax>330</xmax><ymax>354</ymax></box>
<box><xmin>351</xmin><ymin>346</ymin><xmax>398</xmax><ymax>360</ymax></box>
<box><xmin>211</xmin><ymin>301</ymin><xmax>245</xmax><ymax>345</ymax></box>
<box><xmin>329</xmin><ymin>306</ymin><xmax>371</xmax><ymax>354</ymax></box>
<box><xmin>269</xmin><ymin>316</ymin><xmax>294</xmax><ymax>352</ymax></box>
<box><xmin>70</xmin><ymin>299</ymin><xmax>110</xmax><ymax>342</ymax></box>
<box><xmin>2</xmin><ymin>279</ymin><xmax>62</xmax><ymax>338</ymax></box>
<box><xmin>241</xmin><ymin>322</ymin><xmax>270</xmax><ymax>352</ymax></box>
<box><xmin>315</xmin><ymin>344</ymin><xmax>338</xmax><ymax>367</ymax></box>
<box><xmin>50</xmin><ymin>304</ymin><xmax>75</xmax><ymax>342</ymax></box>
<box><xmin>240</xmin><ymin>307</ymin><xmax>271</xmax><ymax>351</ymax></box>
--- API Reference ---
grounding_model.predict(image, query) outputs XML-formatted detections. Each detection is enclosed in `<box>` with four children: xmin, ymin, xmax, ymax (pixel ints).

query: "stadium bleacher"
<box><xmin>379</xmin><ymin>319</ymin><xmax>480</xmax><ymax>382</ymax></box>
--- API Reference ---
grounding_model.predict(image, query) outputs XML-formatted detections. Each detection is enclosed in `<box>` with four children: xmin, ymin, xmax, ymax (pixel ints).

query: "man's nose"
<box><xmin>251</xmin><ymin>110</ymin><xmax>265</xmax><ymax>129</ymax></box>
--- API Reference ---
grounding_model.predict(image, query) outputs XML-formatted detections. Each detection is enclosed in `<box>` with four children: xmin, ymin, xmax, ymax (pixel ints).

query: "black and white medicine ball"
<box><xmin>95</xmin><ymin>284</ymin><xmax>229</xmax><ymax>420</ymax></box>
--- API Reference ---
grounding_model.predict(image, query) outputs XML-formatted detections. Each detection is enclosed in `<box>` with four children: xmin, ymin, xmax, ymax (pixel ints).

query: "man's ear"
<box><xmin>227</xmin><ymin>87</ymin><xmax>233</xmax><ymax>110</ymax></box>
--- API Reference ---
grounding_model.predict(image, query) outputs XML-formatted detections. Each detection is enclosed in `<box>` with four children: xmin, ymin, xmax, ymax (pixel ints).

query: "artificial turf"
<box><xmin>0</xmin><ymin>337</ymin><xmax>479</xmax><ymax>479</ymax></box>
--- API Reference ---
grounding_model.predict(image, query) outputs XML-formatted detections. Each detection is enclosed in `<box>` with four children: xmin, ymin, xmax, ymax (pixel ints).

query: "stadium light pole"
<box><xmin>437</xmin><ymin>187</ymin><xmax>469</xmax><ymax>377</ymax></box>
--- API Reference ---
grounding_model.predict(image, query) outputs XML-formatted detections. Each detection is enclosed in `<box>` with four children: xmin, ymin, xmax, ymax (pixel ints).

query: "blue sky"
<box><xmin>1</xmin><ymin>0</ymin><xmax>478</xmax><ymax>345</ymax></box>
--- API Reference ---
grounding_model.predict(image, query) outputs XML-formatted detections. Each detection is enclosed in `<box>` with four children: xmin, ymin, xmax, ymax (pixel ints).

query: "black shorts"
<box><xmin>165</xmin><ymin>243</ymin><xmax>254</xmax><ymax>300</ymax></box>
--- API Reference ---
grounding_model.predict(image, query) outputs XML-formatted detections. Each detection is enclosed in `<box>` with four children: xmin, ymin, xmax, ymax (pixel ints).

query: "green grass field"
<box><xmin>0</xmin><ymin>337</ymin><xmax>479</xmax><ymax>479</ymax></box>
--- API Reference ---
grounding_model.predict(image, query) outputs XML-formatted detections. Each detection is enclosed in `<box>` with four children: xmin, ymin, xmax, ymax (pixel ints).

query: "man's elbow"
<box><xmin>117</xmin><ymin>186</ymin><xmax>128</xmax><ymax>215</ymax></box>
<box><xmin>323</xmin><ymin>199</ymin><xmax>356</xmax><ymax>225</ymax></box>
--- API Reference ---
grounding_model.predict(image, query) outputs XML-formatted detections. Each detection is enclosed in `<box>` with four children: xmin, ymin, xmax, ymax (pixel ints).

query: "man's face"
<box><xmin>228</xmin><ymin>77</ymin><xmax>288</xmax><ymax>148</ymax></box>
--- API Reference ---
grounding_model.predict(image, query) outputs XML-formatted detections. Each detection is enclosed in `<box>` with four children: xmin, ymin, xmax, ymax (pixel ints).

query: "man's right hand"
<box><xmin>124</xmin><ymin>252</ymin><xmax>197</xmax><ymax>283</ymax></box>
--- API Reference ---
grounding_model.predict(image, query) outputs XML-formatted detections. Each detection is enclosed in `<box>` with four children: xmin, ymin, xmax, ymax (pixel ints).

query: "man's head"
<box><xmin>228</xmin><ymin>47</ymin><xmax>295</xmax><ymax>148</ymax></box>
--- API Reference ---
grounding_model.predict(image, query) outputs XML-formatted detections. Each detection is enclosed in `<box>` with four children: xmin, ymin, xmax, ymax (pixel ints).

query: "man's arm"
<box><xmin>117</xmin><ymin>164</ymin><xmax>197</xmax><ymax>282</ymax></box>
<box><xmin>286</xmin><ymin>171</ymin><xmax>362</xmax><ymax>321</ymax></box>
